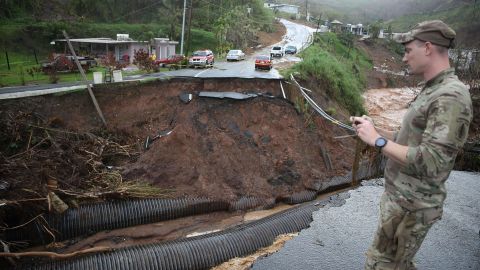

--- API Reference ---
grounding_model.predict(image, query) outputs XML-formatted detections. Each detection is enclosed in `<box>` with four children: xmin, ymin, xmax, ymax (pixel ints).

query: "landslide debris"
<box><xmin>0</xmin><ymin>78</ymin><xmax>355</xmax><ymax>230</ymax></box>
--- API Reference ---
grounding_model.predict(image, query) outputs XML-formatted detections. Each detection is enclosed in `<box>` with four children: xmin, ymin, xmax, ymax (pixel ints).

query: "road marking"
<box><xmin>0</xmin><ymin>85</ymin><xmax>88</xmax><ymax>100</ymax></box>
<box><xmin>194</xmin><ymin>69</ymin><xmax>210</xmax><ymax>78</ymax></box>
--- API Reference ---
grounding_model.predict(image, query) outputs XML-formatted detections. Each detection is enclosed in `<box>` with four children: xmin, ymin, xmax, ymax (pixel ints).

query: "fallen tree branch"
<box><xmin>0</xmin><ymin>214</ymin><xmax>43</xmax><ymax>231</ymax></box>
<box><xmin>0</xmin><ymin>246</ymin><xmax>112</xmax><ymax>259</ymax></box>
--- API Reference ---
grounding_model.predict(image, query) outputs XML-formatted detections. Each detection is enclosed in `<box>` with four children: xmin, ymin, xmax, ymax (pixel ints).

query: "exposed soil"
<box><xmin>245</xmin><ymin>21</ymin><xmax>287</xmax><ymax>54</ymax></box>
<box><xmin>0</xmin><ymin>78</ymin><xmax>355</xmax><ymax>226</ymax></box>
<box><xmin>355</xmin><ymin>39</ymin><xmax>420</xmax><ymax>89</ymax></box>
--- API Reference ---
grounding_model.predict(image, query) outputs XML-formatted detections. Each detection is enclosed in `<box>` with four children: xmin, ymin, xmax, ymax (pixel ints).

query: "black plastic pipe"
<box><xmin>8</xmin><ymin>198</ymin><xmax>229</xmax><ymax>245</ymax></box>
<box><xmin>17</xmin><ymin>202</ymin><xmax>322</xmax><ymax>270</ymax></box>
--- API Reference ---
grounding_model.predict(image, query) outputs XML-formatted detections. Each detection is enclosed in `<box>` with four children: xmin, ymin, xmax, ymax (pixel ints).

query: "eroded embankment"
<box><xmin>0</xmin><ymin>78</ymin><xmax>356</xmax><ymax>222</ymax></box>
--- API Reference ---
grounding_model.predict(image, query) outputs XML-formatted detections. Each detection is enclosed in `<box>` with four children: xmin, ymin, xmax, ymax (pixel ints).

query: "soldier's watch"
<box><xmin>375</xmin><ymin>137</ymin><xmax>388</xmax><ymax>149</ymax></box>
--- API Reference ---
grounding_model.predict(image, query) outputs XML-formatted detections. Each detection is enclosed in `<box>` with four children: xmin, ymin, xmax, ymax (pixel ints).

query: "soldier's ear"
<box><xmin>424</xmin><ymin>42</ymin><xmax>433</xmax><ymax>56</ymax></box>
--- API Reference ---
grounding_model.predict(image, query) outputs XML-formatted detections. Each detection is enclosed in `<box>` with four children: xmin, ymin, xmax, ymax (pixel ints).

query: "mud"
<box><xmin>0</xmin><ymin>77</ymin><xmax>355</xmax><ymax>219</ymax></box>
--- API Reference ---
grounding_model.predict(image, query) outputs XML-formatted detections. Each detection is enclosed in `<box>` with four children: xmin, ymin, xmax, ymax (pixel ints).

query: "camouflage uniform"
<box><xmin>365</xmin><ymin>68</ymin><xmax>473</xmax><ymax>270</ymax></box>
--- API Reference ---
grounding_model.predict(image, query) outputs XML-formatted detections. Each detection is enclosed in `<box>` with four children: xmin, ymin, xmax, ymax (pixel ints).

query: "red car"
<box><xmin>254</xmin><ymin>55</ymin><xmax>273</xmax><ymax>70</ymax></box>
<box><xmin>188</xmin><ymin>50</ymin><xmax>214</xmax><ymax>68</ymax></box>
<box><xmin>155</xmin><ymin>54</ymin><xmax>185</xmax><ymax>67</ymax></box>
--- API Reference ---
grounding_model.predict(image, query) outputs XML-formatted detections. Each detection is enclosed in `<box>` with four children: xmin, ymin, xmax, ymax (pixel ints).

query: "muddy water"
<box><xmin>363</xmin><ymin>88</ymin><xmax>418</xmax><ymax>131</ymax></box>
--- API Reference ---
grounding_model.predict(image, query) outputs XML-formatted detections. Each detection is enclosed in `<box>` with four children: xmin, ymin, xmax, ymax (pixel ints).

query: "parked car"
<box><xmin>155</xmin><ymin>54</ymin><xmax>186</xmax><ymax>67</ymax></box>
<box><xmin>285</xmin><ymin>45</ymin><xmax>297</xmax><ymax>54</ymax></box>
<box><xmin>270</xmin><ymin>46</ymin><xmax>284</xmax><ymax>57</ymax></box>
<box><xmin>188</xmin><ymin>49</ymin><xmax>214</xmax><ymax>68</ymax></box>
<box><xmin>42</xmin><ymin>55</ymin><xmax>96</xmax><ymax>73</ymax></box>
<box><xmin>226</xmin><ymin>50</ymin><xmax>245</xmax><ymax>61</ymax></box>
<box><xmin>254</xmin><ymin>55</ymin><xmax>273</xmax><ymax>70</ymax></box>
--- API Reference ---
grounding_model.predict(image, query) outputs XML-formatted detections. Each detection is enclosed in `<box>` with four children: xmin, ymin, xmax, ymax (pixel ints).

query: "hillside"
<box><xmin>284</xmin><ymin>0</ymin><xmax>472</xmax><ymax>22</ymax></box>
<box><xmin>0</xmin><ymin>0</ymin><xmax>275</xmax><ymax>56</ymax></box>
<box><xmin>387</xmin><ymin>3</ymin><xmax>480</xmax><ymax>48</ymax></box>
<box><xmin>282</xmin><ymin>0</ymin><xmax>479</xmax><ymax>48</ymax></box>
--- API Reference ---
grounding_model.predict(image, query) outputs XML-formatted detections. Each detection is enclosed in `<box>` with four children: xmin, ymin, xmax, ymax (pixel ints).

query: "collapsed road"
<box><xmin>0</xmin><ymin>75</ymin><xmax>377</xmax><ymax>269</ymax></box>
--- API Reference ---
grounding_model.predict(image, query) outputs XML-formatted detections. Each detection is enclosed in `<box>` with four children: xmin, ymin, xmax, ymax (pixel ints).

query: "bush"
<box><xmin>132</xmin><ymin>49</ymin><xmax>158</xmax><ymax>72</ymax></box>
<box><xmin>286</xmin><ymin>45</ymin><xmax>367</xmax><ymax>116</ymax></box>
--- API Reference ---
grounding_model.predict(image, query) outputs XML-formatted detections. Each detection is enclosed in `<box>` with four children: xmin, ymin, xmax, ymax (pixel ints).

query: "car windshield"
<box><xmin>193</xmin><ymin>51</ymin><xmax>207</xmax><ymax>56</ymax></box>
<box><xmin>228</xmin><ymin>50</ymin><xmax>240</xmax><ymax>54</ymax></box>
<box><xmin>272</xmin><ymin>47</ymin><xmax>282</xmax><ymax>50</ymax></box>
<box><xmin>287</xmin><ymin>46</ymin><xmax>295</xmax><ymax>49</ymax></box>
<box><xmin>256</xmin><ymin>56</ymin><xmax>270</xmax><ymax>60</ymax></box>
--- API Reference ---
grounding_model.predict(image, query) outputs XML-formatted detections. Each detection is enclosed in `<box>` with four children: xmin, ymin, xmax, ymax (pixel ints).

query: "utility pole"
<box><xmin>313</xmin><ymin>16</ymin><xmax>321</xmax><ymax>45</ymax></box>
<box><xmin>180</xmin><ymin>0</ymin><xmax>187</xmax><ymax>55</ymax></box>
<box><xmin>305</xmin><ymin>0</ymin><xmax>308</xmax><ymax>19</ymax></box>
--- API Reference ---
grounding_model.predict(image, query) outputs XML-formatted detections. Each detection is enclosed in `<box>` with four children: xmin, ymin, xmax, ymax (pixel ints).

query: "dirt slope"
<box><xmin>0</xmin><ymin>78</ymin><xmax>355</xmax><ymax>214</ymax></box>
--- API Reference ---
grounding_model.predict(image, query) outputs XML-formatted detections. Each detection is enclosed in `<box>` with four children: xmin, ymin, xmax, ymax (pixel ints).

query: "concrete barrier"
<box><xmin>112</xmin><ymin>70</ymin><xmax>123</xmax><ymax>82</ymax></box>
<box><xmin>93</xmin><ymin>72</ymin><xmax>103</xmax><ymax>84</ymax></box>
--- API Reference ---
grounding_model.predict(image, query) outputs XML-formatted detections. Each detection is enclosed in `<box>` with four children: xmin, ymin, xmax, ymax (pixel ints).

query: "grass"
<box><xmin>283</xmin><ymin>32</ymin><xmax>370</xmax><ymax>115</ymax></box>
<box><xmin>0</xmin><ymin>20</ymin><xmax>217</xmax><ymax>87</ymax></box>
<box><xmin>0</xmin><ymin>49</ymin><xmax>171</xmax><ymax>87</ymax></box>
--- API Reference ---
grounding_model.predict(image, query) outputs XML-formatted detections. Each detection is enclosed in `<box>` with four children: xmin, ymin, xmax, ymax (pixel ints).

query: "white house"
<box><xmin>152</xmin><ymin>38</ymin><xmax>178</xmax><ymax>59</ymax></box>
<box><xmin>344</xmin><ymin>23</ymin><xmax>364</xmax><ymax>35</ymax></box>
<box><xmin>52</xmin><ymin>34</ymin><xmax>178</xmax><ymax>64</ymax></box>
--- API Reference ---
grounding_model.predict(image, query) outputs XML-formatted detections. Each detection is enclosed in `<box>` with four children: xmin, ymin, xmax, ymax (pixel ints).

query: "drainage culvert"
<box><xmin>8</xmin><ymin>198</ymin><xmax>229</xmax><ymax>245</ymax></box>
<box><xmin>17</xmin><ymin>202</ymin><xmax>321</xmax><ymax>270</ymax></box>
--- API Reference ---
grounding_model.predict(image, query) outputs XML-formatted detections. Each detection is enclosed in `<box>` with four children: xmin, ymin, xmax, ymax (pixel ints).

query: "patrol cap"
<box><xmin>393</xmin><ymin>20</ymin><xmax>456</xmax><ymax>48</ymax></box>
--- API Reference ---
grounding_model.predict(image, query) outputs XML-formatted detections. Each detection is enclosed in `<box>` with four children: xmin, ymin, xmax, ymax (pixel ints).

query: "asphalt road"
<box><xmin>0</xmin><ymin>19</ymin><xmax>315</xmax><ymax>100</ymax></box>
<box><xmin>252</xmin><ymin>171</ymin><xmax>480</xmax><ymax>270</ymax></box>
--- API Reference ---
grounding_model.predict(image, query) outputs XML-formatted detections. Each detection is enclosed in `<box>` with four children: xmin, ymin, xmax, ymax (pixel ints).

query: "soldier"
<box><xmin>351</xmin><ymin>20</ymin><xmax>473</xmax><ymax>269</ymax></box>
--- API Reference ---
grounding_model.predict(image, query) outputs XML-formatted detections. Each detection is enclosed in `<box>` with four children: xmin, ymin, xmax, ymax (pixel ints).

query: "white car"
<box><xmin>226</xmin><ymin>50</ymin><xmax>245</xmax><ymax>61</ymax></box>
<box><xmin>270</xmin><ymin>46</ymin><xmax>284</xmax><ymax>57</ymax></box>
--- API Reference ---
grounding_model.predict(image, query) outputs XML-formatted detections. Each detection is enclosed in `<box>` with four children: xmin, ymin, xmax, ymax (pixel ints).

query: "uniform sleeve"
<box><xmin>405</xmin><ymin>95</ymin><xmax>472</xmax><ymax>178</ymax></box>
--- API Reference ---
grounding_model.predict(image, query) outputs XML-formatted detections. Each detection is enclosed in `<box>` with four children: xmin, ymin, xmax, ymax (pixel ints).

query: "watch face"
<box><xmin>376</xmin><ymin>137</ymin><xmax>387</xmax><ymax>148</ymax></box>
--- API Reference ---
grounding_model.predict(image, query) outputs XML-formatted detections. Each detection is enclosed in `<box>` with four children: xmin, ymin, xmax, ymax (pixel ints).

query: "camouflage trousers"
<box><xmin>365</xmin><ymin>192</ymin><xmax>443</xmax><ymax>270</ymax></box>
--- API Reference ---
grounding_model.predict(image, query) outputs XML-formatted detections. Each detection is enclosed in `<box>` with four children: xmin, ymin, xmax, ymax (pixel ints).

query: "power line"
<box><xmin>112</xmin><ymin>0</ymin><xmax>165</xmax><ymax>22</ymax></box>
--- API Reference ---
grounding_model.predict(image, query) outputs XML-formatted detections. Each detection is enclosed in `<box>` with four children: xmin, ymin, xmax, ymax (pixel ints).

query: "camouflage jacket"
<box><xmin>384</xmin><ymin>68</ymin><xmax>472</xmax><ymax>211</ymax></box>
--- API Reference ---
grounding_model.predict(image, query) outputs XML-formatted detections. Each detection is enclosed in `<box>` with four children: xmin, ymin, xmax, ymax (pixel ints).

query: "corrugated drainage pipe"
<box><xmin>8</xmin><ymin>198</ymin><xmax>229</xmax><ymax>245</ymax></box>
<box><xmin>281</xmin><ymin>190</ymin><xmax>318</xmax><ymax>205</ymax></box>
<box><xmin>17</xmin><ymin>202</ymin><xmax>321</xmax><ymax>270</ymax></box>
<box><xmin>228</xmin><ymin>196</ymin><xmax>275</xmax><ymax>211</ymax></box>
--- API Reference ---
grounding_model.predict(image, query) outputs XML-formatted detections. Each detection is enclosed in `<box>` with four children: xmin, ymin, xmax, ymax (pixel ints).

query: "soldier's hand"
<box><xmin>350</xmin><ymin>116</ymin><xmax>380</xmax><ymax>147</ymax></box>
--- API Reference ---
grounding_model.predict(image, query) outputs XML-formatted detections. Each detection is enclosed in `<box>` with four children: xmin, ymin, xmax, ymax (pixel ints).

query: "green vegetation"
<box><xmin>0</xmin><ymin>50</ymin><xmax>168</xmax><ymax>87</ymax></box>
<box><xmin>284</xmin><ymin>32</ymin><xmax>371</xmax><ymax>115</ymax></box>
<box><xmin>0</xmin><ymin>0</ymin><xmax>275</xmax><ymax>86</ymax></box>
<box><xmin>386</xmin><ymin>3</ymin><xmax>480</xmax><ymax>49</ymax></box>
<box><xmin>387</xmin><ymin>4</ymin><xmax>479</xmax><ymax>32</ymax></box>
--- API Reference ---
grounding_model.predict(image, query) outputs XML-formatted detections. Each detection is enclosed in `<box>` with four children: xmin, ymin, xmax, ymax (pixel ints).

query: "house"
<box><xmin>344</xmin><ymin>24</ymin><xmax>364</xmax><ymax>35</ymax></box>
<box><xmin>152</xmin><ymin>38</ymin><xmax>179</xmax><ymax>60</ymax></box>
<box><xmin>330</xmin><ymin>20</ymin><xmax>343</xmax><ymax>33</ymax></box>
<box><xmin>51</xmin><ymin>34</ymin><xmax>178</xmax><ymax>64</ymax></box>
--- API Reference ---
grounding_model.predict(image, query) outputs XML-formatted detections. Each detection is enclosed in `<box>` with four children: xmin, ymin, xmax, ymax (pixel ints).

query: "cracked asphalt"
<box><xmin>252</xmin><ymin>171</ymin><xmax>480</xmax><ymax>270</ymax></box>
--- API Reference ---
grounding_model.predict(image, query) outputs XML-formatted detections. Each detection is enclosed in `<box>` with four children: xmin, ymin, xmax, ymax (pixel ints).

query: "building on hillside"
<box><xmin>51</xmin><ymin>34</ymin><xmax>178</xmax><ymax>64</ymax></box>
<box><xmin>344</xmin><ymin>23</ymin><xmax>364</xmax><ymax>35</ymax></box>
<box><xmin>264</xmin><ymin>1</ymin><xmax>300</xmax><ymax>18</ymax></box>
<box><xmin>330</xmin><ymin>20</ymin><xmax>343</xmax><ymax>33</ymax></box>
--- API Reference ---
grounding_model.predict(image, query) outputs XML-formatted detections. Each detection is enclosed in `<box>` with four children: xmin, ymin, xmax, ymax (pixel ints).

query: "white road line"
<box><xmin>194</xmin><ymin>69</ymin><xmax>210</xmax><ymax>78</ymax></box>
<box><xmin>0</xmin><ymin>85</ymin><xmax>88</xmax><ymax>100</ymax></box>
